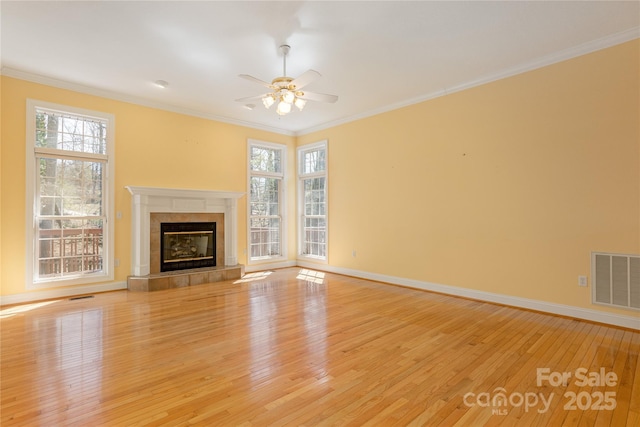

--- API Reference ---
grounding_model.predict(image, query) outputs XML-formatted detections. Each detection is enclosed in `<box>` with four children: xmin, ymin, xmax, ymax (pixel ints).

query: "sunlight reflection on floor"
<box><xmin>233</xmin><ymin>271</ymin><xmax>274</xmax><ymax>284</ymax></box>
<box><xmin>0</xmin><ymin>300</ymin><xmax>60</xmax><ymax>319</ymax></box>
<box><xmin>296</xmin><ymin>269</ymin><xmax>326</xmax><ymax>284</ymax></box>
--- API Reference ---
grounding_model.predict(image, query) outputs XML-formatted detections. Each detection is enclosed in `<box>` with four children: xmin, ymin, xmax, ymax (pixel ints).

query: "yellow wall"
<box><xmin>0</xmin><ymin>77</ymin><xmax>296</xmax><ymax>297</ymax></box>
<box><xmin>1</xmin><ymin>40</ymin><xmax>638</xmax><ymax>319</ymax></box>
<box><xmin>298</xmin><ymin>40</ymin><xmax>639</xmax><ymax>315</ymax></box>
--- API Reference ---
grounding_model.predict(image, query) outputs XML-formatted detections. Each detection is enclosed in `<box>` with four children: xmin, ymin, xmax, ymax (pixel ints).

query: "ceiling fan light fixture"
<box><xmin>276</xmin><ymin>101</ymin><xmax>292</xmax><ymax>116</ymax></box>
<box><xmin>239</xmin><ymin>44</ymin><xmax>337</xmax><ymax>117</ymax></box>
<box><xmin>262</xmin><ymin>95</ymin><xmax>275</xmax><ymax>108</ymax></box>
<box><xmin>294</xmin><ymin>98</ymin><xmax>306</xmax><ymax>111</ymax></box>
<box><xmin>281</xmin><ymin>89</ymin><xmax>295</xmax><ymax>104</ymax></box>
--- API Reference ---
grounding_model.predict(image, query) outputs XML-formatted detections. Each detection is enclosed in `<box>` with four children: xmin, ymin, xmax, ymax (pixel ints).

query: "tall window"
<box><xmin>298</xmin><ymin>141</ymin><xmax>327</xmax><ymax>261</ymax></box>
<box><xmin>248</xmin><ymin>141</ymin><xmax>286</xmax><ymax>261</ymax></box>
<box><xmin>26</xmin><ymin>100</ymin><xmax>114</xmax><ymax>287</ymax></box>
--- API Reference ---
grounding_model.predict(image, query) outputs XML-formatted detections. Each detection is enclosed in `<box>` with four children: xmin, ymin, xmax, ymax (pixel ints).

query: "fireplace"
<box><xmin>149</xmin><ymin>212</ymin><xmax>223</xmax><ymax>274</ymax></box>
<box><xmin>126</xmin><ymin>186</ymin><xmax>244</xmax><ymax>277</ymax></box>
<box><xmin>126</xmin><ymin>186</ymin><xmax>245</xmax><ymax>291</ymax></box>
<box><xmin>160</xmin><ymin>222</ymin><xmax>216</xmax><ymax>272</ymax></box>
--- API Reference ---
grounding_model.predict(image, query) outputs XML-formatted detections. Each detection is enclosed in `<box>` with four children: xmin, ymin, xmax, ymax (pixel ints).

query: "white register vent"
<box><xmin>592</xmin><ymin>252</ymin><xmax>640</xmax><ymax>311</ymax></box>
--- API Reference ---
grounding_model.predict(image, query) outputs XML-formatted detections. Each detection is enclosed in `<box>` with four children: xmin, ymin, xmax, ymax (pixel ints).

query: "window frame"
<box><xmin>297</xmin><ymin>140</ymin><xmax>328</xmax><ymax>263</ymax></box>
<box><xmin>247</xmin><ymin>139</ymin><xmax>287</xmax><ymax>264</ymax></box>
<box><xmin>25</xmin><ymin>99</ymin><xmax>115</xmax><ymax>289</ymax></box>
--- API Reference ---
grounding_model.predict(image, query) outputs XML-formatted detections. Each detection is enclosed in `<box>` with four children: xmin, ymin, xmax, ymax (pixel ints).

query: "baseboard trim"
<box><xmin>245</xmin><ymin>260</ymin><xmax>297</xmax><ymax>273</ymax></box>
<box><xmin>4</xmin><ymin>264</ymin><xmax>637</xmax><ymax>330</ymax></box>
<box><xmin>0</xmin><ymin>281</ymin><xmax>128</xmax><ymax>306</ymax></box>
<box><xmin>297</xmin><ymin>262</ymin><xmax>640</xmax><ymax>330</ymax></box>
<box><xmin>0</xmin><ymin>259</ymin><xmax>298</xmax><ymax>304</ymax></box>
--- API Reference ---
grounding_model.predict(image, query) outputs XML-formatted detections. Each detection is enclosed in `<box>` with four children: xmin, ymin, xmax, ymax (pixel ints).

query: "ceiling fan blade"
<box><xmin>238</xmin><ymin>74</ymin><xmax>273</xmax><ymax>88</ymax></box>
<box><xmin>235</xmin><ymin>94</ymin><xmax>268</xmax><ymax>103</ymax></box>
<box><xmin>298</xmin><ymin>91</ymin><xmax>338</xmax><ymax>103</ymax></box>
<box><xmin>290</xmin><ymin>69</ymin><xmax>321</xmax><ymax>90</ymax></box>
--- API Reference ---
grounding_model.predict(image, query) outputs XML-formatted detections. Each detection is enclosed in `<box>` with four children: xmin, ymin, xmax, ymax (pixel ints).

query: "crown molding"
<box><xmin>0</xmin><ymin>67</ymin><xmax>296</xmax><ymax>137</ymax></box>
<box><xmin>298</xmin><ymin>27</ymin><xmax>640</xmax><ymax>136</ymax></box>
<box><xmin>2</xmin><ymin>27</ymin><xmax>637</xmax><ymax>138</ymax></box>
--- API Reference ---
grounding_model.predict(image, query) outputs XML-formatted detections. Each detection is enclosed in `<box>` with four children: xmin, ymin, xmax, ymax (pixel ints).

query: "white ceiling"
<box><xmin>2</xmin><ymin>1</ymin><xmax>639</xmax><ymax>135</ymax></box>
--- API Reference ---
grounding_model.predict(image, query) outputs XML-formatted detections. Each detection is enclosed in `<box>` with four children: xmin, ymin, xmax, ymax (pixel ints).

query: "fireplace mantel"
<box><xmin>126</xmin><ymin>186</ymin><xmax>244</xmax><ymax>277</ymax></box>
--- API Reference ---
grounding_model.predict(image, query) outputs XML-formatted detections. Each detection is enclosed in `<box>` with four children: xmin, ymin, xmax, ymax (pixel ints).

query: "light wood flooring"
<box><xmin>1</xmin><ymin>267</ymin><xmax>639</xmax><ymax>426</ymax></box>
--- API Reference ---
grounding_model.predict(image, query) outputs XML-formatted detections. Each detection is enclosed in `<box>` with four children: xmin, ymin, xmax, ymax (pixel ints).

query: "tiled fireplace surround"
<box><xmin>126</xmin><ymin>186</ymin><xmax>245</xmax><ymax>291</ymax></box>
<box><xmin>150</xmin><ymin>212</ymin><xmax>223</xmax><ymax>274</ymax></box>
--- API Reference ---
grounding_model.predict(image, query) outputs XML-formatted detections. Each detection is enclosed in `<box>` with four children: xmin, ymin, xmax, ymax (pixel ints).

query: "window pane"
<box><xmin>302</xmin><ymin>149</ymin><xmax>326</xmax><ymax>174</ymax></box>
<box><xmin>35</xmin><ymin>109</ymin><xmax>107</xmax><ymax>154</ymax></box>
<box><xmin>250</xmin><ymin>217</ymin><xmax>280</xmax><ymax>258</ymax></box>
<box><xmin>304</xmin><ymin>177</ymin><xmax>325</xmax><ymax>216</ymax></box>
<box><xmin>303</xmin><ymin>217</ymin><xmax>326</xmax><ymax>257</ymax></box>
<box><xmin>32</xmin><ymin>103</ymin><xmax>110</xmax><ymax>284</ymax></box>
<box><xmin>38</xmin><ymin>219</ymin><xmax>62</xmax><ymax>261</ymax></box>
<box><xmin>38</xmin><ymin>157</ymin><xmax>103</xmax><ymax>216</ymax></box>
<box><xmin>37</xmin><ymin>218</ymin><xmax>103</xmax><ymax>278</ymax></box>
<box><xmin>248</xmin><ymin>142</ymin><xmax>285</xmax><ymax>261</ymax></box>
<box><xmin>299</xmin><ymin>144</ymin><xmax>327</xmax><ymax>260</ymax></box>
<box><xmin>250</xmin><ymin>177</ymin><xmax>279</xmax><ymax>216</ymax></box>
<box><xmin>250</xmin><ymin>146</ymin><xmax>281</xmax><ymax>173</ymax></box>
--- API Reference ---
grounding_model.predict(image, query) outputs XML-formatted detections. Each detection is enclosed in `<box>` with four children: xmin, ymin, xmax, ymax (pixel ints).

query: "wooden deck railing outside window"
<box><xmin>38</xmin><ymin>228</ymin><xmax>103</xmax><ymax>276</ymax></box>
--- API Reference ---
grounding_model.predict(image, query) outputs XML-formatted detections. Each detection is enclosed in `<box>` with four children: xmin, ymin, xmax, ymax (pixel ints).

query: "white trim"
<box><xmin>2</xmin><ymin>68</ymin><xmax>295</xmax><ymax>137</ymax></box>
<box><xmin>125</xmin><ymin>186</ymin><xmax>244</xmax><ymax>276</ymax></box>
<box><xmin>296</xmin><ymin>261</ymin><xmax>640</xmax><ymax>330</ymax></box>
<box><xmin>0</xmin><ymin>281</ymin><xmax>127</xmax><ymax>306</ymax></box>
<box><xmin>297</xmin><ymin>254</ymin><xmax>328</xmax><ymax>265</ymax></box>
<box><xmin>297</xmin><ymin>140</ymin><xmax>328</xmax><ymax>263</ymax></box>
<box><xmin>244</xmin><ymin>260</ymin><xmax>297</xmax><ymax>273</ymax></box>
<box><xmin>4</xmin><ymin>261</ymin><xmax>638</xmax><ymax>330</ymax></box>
<box><xmin>5</xmin><ymin>29</ymin><xmax>636</xmax><ymax>138</ymax></box>
<box><xmin>298</xmin><ymin>28</ymin><xmax>640</xmax><ymax>136</ymax></box>
<box><xmin>25</xmin><ymin>99</ymin><xmax>115</xmax><ymax>289</ymax></box>
<box><xmin>247</xmin><ymin>139</ymin><xmax>288</xmax><ymax>265</ymax></box>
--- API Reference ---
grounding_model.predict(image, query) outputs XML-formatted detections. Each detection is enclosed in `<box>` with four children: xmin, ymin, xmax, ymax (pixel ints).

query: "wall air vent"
<box><xmin>592</xmin><ymin>252</ymin><xmax>640</xmax><ymax>311</ymax></box>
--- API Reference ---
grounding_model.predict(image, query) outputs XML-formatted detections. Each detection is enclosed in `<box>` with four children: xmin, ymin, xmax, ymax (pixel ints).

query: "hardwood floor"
<box><xmin>1</xmin><ymin>267</ymin><xmax>639</xmax><ymax>426</ymax></box>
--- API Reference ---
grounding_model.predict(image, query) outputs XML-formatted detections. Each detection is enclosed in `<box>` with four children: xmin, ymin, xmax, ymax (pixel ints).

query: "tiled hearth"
<box><xmin>125</xmin><ymin>186</ymin><xmax>245</xmax><ymax>291</ymax></box>
<box><xmin>127</xmin><ymin>266</ymin><xmax>243</xmax><ymax>291</ymax></box>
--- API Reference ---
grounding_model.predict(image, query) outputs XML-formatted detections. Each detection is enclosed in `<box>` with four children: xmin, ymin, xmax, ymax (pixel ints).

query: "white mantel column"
<box><xmin>129</xmin><ymin>193</ymin><xmax>151</xmax><ymax>276</ymax></box>
<box><xmin>225</xmin><ymin>197</ymin><xmax>239</xmax><ymax>266</ymax></box>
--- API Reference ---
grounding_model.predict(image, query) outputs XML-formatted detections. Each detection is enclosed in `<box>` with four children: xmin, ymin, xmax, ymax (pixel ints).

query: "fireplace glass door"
<box><xmin>160</xmin><ymin>222</ymin><xmax>216</xmax><ymax>272</ymax></box>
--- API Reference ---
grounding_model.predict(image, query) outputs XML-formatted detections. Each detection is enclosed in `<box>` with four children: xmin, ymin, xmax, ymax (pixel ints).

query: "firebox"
<box><xmin>160</xmin><ymin>222</ymin><xmax>216</xmax><ymax>272</ymax></box>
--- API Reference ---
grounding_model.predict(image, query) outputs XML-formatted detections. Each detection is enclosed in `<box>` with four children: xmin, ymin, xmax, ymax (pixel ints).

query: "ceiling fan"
<box><xmin>236</xmin><ymin>44</ymin><xmax>338</xmax><ymax>116</ymax></box>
